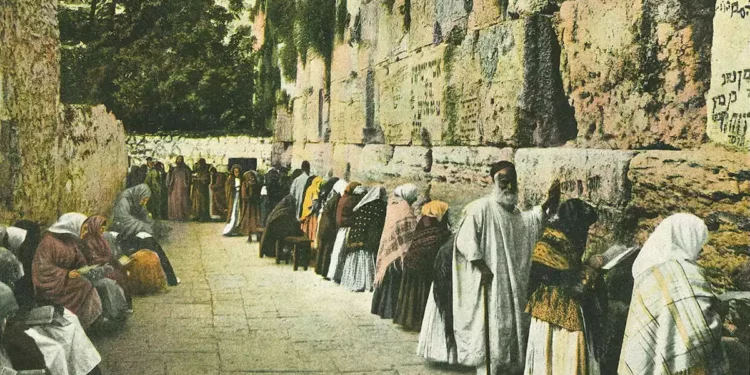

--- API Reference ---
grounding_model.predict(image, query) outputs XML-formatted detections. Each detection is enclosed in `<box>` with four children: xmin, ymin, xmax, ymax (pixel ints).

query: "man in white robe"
<box><xmin>453</xmin><ymin>161</ymin><xmax>560</xmax><ymax>375</ymax></box>
<box><xmin>289</xmin><ymin>161</ymin><xmax>311</xmax><ymax>220</ymax></box>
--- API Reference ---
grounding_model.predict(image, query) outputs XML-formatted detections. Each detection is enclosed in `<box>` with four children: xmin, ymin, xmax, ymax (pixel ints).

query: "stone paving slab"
<box><xmin>91</xmin><ymin>222</ymin><xmax>473</xmax><ymax>374</ymax></box>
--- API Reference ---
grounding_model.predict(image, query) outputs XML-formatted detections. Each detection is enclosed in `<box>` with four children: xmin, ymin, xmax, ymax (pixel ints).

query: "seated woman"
<box><xmin>372</xmin><ymin>184</ymin><xmax>419</xmax><ymax>319</ymax></box>
<box><xmin>523</xmin><ymin>199</ymin><xmax>602</xmax><ymax>375</ymax></box>
<box><xmin>6</xmin><ymin>220</ymin><xmax>41</xmax><ymax>309</ymax></box>
<box><xmin>395</xmin><ymin>201</ymin><xmax>451</xmax><ymax>331</ymax></box>
<box><xmin>0</xmin><ymin>281</ymin><xmax>102</xmax><ymax>375</ymax></box>
<box><xmin>32</xmin><ymin>213</ymin><xmax>103</xmax><ymax>329</ymax></box>
<box><xmin>110</xmin><ymin>183</ymin><xmax>179</xmax><ymax>286</ymax></box>
<box><xmin>259</xmin><ymin>195</ymin><xmax>305</xmax><ymax>259</ymax></box>
<box><xmin>340</xmin><ymin>186</ymin><xmax>388</xmax><ymax>292</ymax></box>
<box><xmin>327</xmin><ymin>183</ymin><xmax>363</xmax><ymax>283</ymax></box>
<box><xmin>81</xmin><ymin>215</ymin><xmax>130</xmax><ymax>321</ymax></box>
<box><xmin>618</xmin><ymin>213</ymin><xmax>729</xmax><ymax>375</ymax></box>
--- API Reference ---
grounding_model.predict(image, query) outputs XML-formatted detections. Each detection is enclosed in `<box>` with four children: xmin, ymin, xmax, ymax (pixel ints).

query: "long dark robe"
<box><xmin>259</xmin><ymin>195</ymin><xmax>305</xmax><ymax>257</ymax></box>
<box><xmin>432</xmin><ymin>234</ymin><xmax>456</xmax><ymax>353</ymax></box>
<box><xmin>395</xmin><ymin>216</ymin><xmax>451</xmax><ymax>331</ymax></box>
<box><xmin>210</xmin><ymin>171</ymin><xmax>228</xmax><ymax>220</ymax></box>
<box><xmin>12</xmin><ymin>220</ymin><xmax>41</xmax><ymax>309</ymax></box>
<box><xmin>261</xmin><ymin>169</ymin><xmax>283</xmax><ymax>227</ymax></box>
<box><xmin>240</xmin><ymin>176</ymin><xmax>261</xmax><ymax>235</ymax></box>
<box><xmin>191</xmin><ymin>165</ymin><xmax>211</xmax><ymax>221</ymax></box>
<box><xmin>167</xmin><ymin>163</ymin><xmax>192</xmax><ymax>221</ymax></box>
<box><xmin>144</xmin><ymin>168</ymin><xmax>163</xmax><ymax>219</ymax></box>
<box><xmin>31</xmin><ymin>233</ymin><xmax>102</xmax><ymax>328</ymax></box>
<box><xmin>315</xmin><ymin>191</ymin><xmax>340</xmax><ymax>276</ymax></box>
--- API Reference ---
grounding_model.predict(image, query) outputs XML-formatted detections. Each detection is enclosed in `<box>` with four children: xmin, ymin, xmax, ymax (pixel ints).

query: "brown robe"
<box><xmin>192</xmin><ymin>165</ymin><xmax>211</xmax><ymax>221</ymax></box>
<box><xmin>167</xmin><ymin>163</ymin><xmax>192</xmax><ymax>221</ymax></box>
<box><xmin>240</xmin><ymin>173</ymin><xmax>261</xmax><ymax>235</ymax></box>
<box><xmin>211</xmin><ymin>171</ymin><xmax>228</xmax><ymax>219</ymax></box>
<box><xmin>32</xmin><ymin>233</ymin><xmax>102</xmax><ymax>328</ymax></box>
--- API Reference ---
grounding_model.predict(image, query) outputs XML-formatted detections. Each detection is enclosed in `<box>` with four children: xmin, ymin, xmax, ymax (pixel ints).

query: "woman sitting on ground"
<box><xmin>340</xmin><ymin>186</ymin><xmax>388</xmax><ymax>292</ymax></box>
<box><xmin>110</xmin><ymin>183</ymin><xmax>179</xmax><ymax>286</ymax></box>
<box><xmin>618</xmin><ymin>213</ymin><xmax>729</xmax><ymax>375</ymax></box>
<box><xmin>395</xmin><ymin>201</ymin><xmax>451</xmax><ymax>331</ymax></box>
<box><xmin>32</xmin><ymin>213</ymin><xmax>103</xmax><ymax>329</ymax></box>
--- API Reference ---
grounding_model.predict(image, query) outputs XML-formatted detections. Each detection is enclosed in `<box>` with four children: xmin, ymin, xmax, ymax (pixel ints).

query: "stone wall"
<box><xmin>0</xmin><ymin>0</ymin><xmax>129</xmax><ymax>225</ymax></box>
<box><xmin>126</xmin><ymin>134</ymin><xmax>275</xmax><ymax>171</ymax></box>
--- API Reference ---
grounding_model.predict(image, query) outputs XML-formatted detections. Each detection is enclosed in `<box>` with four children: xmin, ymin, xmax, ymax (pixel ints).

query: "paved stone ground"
<box><xmin>91</xmin><ymin>222</ymin><xmax>474</xmax><ymax>375</ymax></box>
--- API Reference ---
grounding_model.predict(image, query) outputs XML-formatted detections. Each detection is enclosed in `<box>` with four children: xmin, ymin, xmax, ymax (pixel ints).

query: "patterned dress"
<box><xmin>339</xmin><ymin>200</ymin><xmax>387</xmax><ymax>292</ymax></box>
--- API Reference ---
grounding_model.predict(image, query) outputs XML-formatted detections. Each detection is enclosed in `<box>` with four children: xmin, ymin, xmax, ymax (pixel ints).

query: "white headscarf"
<box><xmin>333</xmin><ymin>180</ymin><xmax>348</xmax><ymax>196</ymax></box>
<box><xmin>631</xmin><ymin>213</ymin><xmax>709</xmax><ymax>278</ymax></box>
<box><xmin>47</xmin><ymin>212</ymin><xmax>88</xmax><ymax>237</ymax></box>
<box><xmin>6</xmin><ymin>227</ymin><xmax>28</xmax><ymax>254</ymax></box>
<box><xmin>353</xmin><ymin>186</ymin><xmax>386</xmax><ymax>212</ymax></box>
<box><xmin>394</xmin><ymin>183</ymin><xmax>419</xmax><ymax>205</ymax></box>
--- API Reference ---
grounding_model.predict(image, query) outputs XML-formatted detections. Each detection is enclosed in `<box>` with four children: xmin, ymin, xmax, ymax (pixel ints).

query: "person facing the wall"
<box><xmin>167</xmin><ymin>155</ymin><xmax>192</xmax><ymax>221</ymax></box>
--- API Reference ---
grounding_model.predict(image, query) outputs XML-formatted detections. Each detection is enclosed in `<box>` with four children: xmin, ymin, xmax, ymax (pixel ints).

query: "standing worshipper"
<box><xmin>300</xmin><ymin>176</ymin><xmax>323</xmax><ymax>242</ymax></box>
<box><xmin>210</xmin><ymin>166</ymin><xmax>228</xmax><ymax>221</ymax></box>
<box><xmin>395</xmin><ymin>201</ymin><xmax>451</xmax><ymax>331</ymax></box>
<box><xmin>618</xmin><ymin>214</ymin><xmax>729</xmax><ymax>375</ymax></box>
<box><xmin>316</xmin><ymin>179</ymin><xmax>346</xmax><ymax>277</ymax></box>
<box><xmin>240</xmin><ymin>170</ymin><xmax>262</xmax><ymax>237</ymax></box>
<box><xmin>261</xmin><ymin>168</ymin><xmax>283</xmax><ymax>227</ymax></box>
<box><xmin>110</xmin><ymin>184</ymin><xmax>180</xmax><ymax>286</ymax></box>
<box><xmin>223</xmin><ymin>165</ymin><xmax>244</xmax><ymax>236</ymax></box>
<box><xmin>372</xmin><ymin>183</ymin><xmax>420</xmax><ymax>319</ymax></box>
<box><xmin>32</xmin><ymin>213</ymin><xmax>103</xmax><ymax>329</ymax></box>
<box><xmin>327</xmin><ymin>182</ymin><xmax>363</xmax><ymax>283</ymax></box>
<box><xmin>523</xmin><ymin>199</ymin><xmax>602</xmax><ymax>375</ymax></box>
<box><xmin>191</xmin><ymin>158</ymin><xmax>211</xmax><ymax>222</ymax></box>
<box><xmin>155</xmin><ymin>162</ymin><xmax>169</xmax><ymax>219</ymax></box>
<box><xmin>340</xmin><ymin>186</ymin><xmax>388</xmax><ymax>292</ymax></box>
<box><xmin>144</xmin><ymin>157</ymin><xmax>163</xmax><ymax>219</ymax></box>
<box><xmin>167</xmin><ymin>155</ymin><xmax>193</xmax><ymax>221</ymax></box>
<box><xmin>452</xmin><ymin>161</ymin><xmax>560</xmax><ymax>375</ymax></box>
<box><xmin>289</xmin><ymin>161</ymin><xmax>312</xmax><ymax>219</ymax></box>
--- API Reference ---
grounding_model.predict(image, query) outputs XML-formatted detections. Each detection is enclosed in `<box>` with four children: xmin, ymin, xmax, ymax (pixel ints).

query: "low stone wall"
<box><xmin>126</xmin><ymin>134</ymin><xmax>274</xmax><ymax>171</ymax></box>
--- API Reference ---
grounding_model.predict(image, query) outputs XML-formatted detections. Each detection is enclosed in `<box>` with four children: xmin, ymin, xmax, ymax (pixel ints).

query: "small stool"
<box><xmin>284</xmin><ymin>236</ymin><xmax>313</xmax><ymax>271</ymax></box>
<box><xmin>254</xmin><ymin>228</ymin><xmax>266</xmax><ymax>257</ymax></box>
<box><xmin>275</xmin><ymin>239</ymin><xmax>291</xmax><ymax>265</ymax></box>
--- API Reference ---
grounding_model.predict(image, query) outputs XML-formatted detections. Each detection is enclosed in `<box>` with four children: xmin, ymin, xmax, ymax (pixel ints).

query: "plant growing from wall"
<box><xmin>401</xmin><ymin>0</ymin><xmax>411</xmax><ymax>33</ymax></box>
<box><xmin>442</xmin><ymin>27</ymin><xmax>466</xmax><ymax>145</ymax></box>
<box><xmin>336</xmin><ymin>0</ymin><xmax>349</xmax><ymax>42</ymax></box>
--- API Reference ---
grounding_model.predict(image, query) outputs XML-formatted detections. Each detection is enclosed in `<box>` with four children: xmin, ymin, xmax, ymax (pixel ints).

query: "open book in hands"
<box><xmin>587</xmin><ymin>244</ymin><xmax>640</xmax><ymax>270</ymax></box>
<box><xmin>118</xmin><ymin>255</ymin><xmax>133</xmax><ymax>266</ymax></box>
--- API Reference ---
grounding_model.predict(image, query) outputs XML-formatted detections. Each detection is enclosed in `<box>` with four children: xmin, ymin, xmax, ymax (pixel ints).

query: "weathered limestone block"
<box><xmin>292</xmin><ymin>56</ymin><xmax>327</xmax><ymax>143</ymax></box>
<box><xmin>331</xmin><ymin>143</ymin><xmax>364</xmax><ymax>179</ymax></box>
<box><xmin>380</xmin><ymin>146</ymin><xmax>432</xmax><ymax>180</ymax></box>
<box><xmin>376</xmin><ymin>58</ymin><xmax>413</xmax><ymax>144</ymax></box>
<box><xmin>516</xmin><ymin>148</ymin><xmax>638</xmax><ymax>254</ymax></box>
<box><xmin>706</xmin><ymin>1</ymin><xmax>750</xmax><ymax>149</ymax></box>
<box><xmin>628</xmin><ymin>145</ymin><xmax>750</xmax><ymax>290</ymax></box>
<box><xmin>329</xmin><ymin>71</ymin><xmax>366</xmax><ymax>144</ymax></box>
<box><xmin>0</xmin><ymin>0</ymin><xmax>61</xmax><ymax>223</ymax></box>
<box><xmin>58</xmin><ymin>105</ymin><xmax>128</xmax><ymax>217</ymax></box>
<box><xmin>468</xmin><ymin>0</ymin><xmax>502</xmax><ymax>30</ymax></box>
<box><xmin>374</xmin><ymin>0</ymin><xmax>409</xmax><ymax>64</ymax></box>
<box><xmin>290</xmin><ymin>142</ymin><xmax>334</xmax><ymax>176</ymax></box>
<box><xmin>432</xmin><ymin>146</ymin><xmax>514</xmax><ymax>185</ymax></box>
<box><xmin>435</xmin><ymin>0</ymin><xmax>469</xmax><ymax>43</ymax></box>
<box><xmin>274</xmin><ymin>105</ymin><xmax>294</xmax><ymax>142</ymax></box>
<box><xmin>352</xmin><ymin>144</ymin><xmax>395</xmax><ymax>181</ymax></box>
<box><xmin>409</xmin><ymin>0</ymin><xmax>437</xmax><ymax>51</ymax></box>
<box><xmin>557</xmin><ymin>0</ymin><xmax>713</xmax><ymax>149</ymax></box>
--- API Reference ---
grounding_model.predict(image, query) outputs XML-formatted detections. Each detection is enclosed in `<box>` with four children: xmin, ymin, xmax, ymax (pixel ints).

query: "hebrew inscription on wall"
<box><xmin>707</xmin><ymin>1</ymin><xmax>750</xmax><ymax>148</ymax></box>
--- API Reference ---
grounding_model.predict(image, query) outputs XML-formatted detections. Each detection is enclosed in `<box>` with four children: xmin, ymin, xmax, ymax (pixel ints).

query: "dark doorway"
<box><xmin>227</xmin><ymin>158</ymin><xmax>257</xmax><ymax>173</ymax></box>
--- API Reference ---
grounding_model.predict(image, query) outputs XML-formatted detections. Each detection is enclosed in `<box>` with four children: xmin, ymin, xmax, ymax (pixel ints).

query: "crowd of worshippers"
<box><xmin>259</xmin><ymin>160</ymin><xmax>736</xmax><ymax>375</ymax></box>
<box><xmin>128</xmin><ymin>156</ymin><xmax>285</xmax><ymax>238</ymax></box>
<box><xmin>0</xmin><ymin>182</ymin><xmax>183</xmax><ymax>374</ymax></box>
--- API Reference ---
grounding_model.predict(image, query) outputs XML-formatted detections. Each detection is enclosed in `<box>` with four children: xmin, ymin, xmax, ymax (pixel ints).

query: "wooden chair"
<box><xmin>284</xmin><ymin>236</ymin><xmax>313</xmax><ymax>271</ymax></box>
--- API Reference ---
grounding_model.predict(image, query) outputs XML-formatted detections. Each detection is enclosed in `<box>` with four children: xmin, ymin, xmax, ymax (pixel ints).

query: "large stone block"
<box><xmin>556</xmin><ymin>0</ymin><xmax>713</xmax><ymax>149</ymax></box>
<box><xmin>432</xmin><ymin>146</ymin><xmax>514</xmax><ymax>185</ymax></box>
<box><xmin>58</xmin><ymin>105</ymin><xmax>128</xmax><ymax>217</ymax></box>
<box><xmin>374</xmin><ymin>0</ymin><xmax>409</xmax><ymax>65</ymax></box>
<box><xmin>408</xmin><ymin>0</ymin><xmax>437</xmax><ymax>51</ymax></box>
<box><xmin>274</xmin><ymin>105</ymin><xmax>294</xmax><ymax>142</ymax></box>
<box><xmin>706</xmin><ymin>2</ymin><xmax>750</xmax><ymax>149</ymax></box>
<box><xmin>468</xmin><ymin>0</ymin><xmax>502</xmax><ymax>30</ymax></box>
<box><xmin>292</xmin><ymin>56</ymin><xmax>327</xmax><ymax>143</ymax></box>
<box><xmin>628</xmin><ymin>145</ymin><xmax>750</xmax><ymax>290</ymax></box>
<box><xmin>329</xmin><ymin>71</ymin><xmax>366</xmax><ymax>144</ymax></box>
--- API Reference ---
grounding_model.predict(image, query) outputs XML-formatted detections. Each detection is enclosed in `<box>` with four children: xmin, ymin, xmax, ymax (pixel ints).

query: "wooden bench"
<box><xmin>283</xmin><ymin>236</ymin><xmax>313</xmax><ymax>271</ymax></box>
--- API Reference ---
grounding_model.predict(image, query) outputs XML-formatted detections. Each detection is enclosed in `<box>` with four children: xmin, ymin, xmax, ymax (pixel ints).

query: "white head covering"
<box><xmin>354</xmin><ymin>186</ymin><xmax>386</xmax><ymax>212</ymax></box>
<box><xmin>394</xmin><ymin>184</ymin><xmax>419</xmax><ymax>205</ymax></box>
<box><xmin>47</xmin><ymin>212</ymin><xmax>88</xmax><ymax>237</ymax></box>
<box><xmin>632</xmin><ymin>213</ymin><xmax>709</xmax><ymax>278</ymax></box>
<box><xmin>6</xmin><ymin>227</ymin><xmax>28</xmax><ymax>254</ymax></box>
<box><xmin>333</xmin><ymin>180</ymin><xmax>348</xmax><ymax>196</ymax></box>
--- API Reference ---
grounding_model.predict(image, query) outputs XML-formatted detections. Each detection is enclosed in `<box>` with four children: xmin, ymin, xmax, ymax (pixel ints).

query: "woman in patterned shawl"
<box><xmin>315</xmin><ymin>178</ymin><xmax>344</xmax><ymax>276</ymax></box>
<box><xmin>327</xmin><ymin>182</ymin><xmax>363</xmax><ymax>283</ymax></box>
<box><xmin>340</xmin><ymin>186</ymin><xmax>388</xmax><ymax>292</ymax></box>
<box><xmin>618</xmin><ymin>213</ymin><xmax>729</xmax><ymax>375</ymax></box>
<box><xmin>394</xmin><ymin>201</ymin><xmax>451</xmax><ymax>331</ymax></box>
<box><xmin>371</xmin><ymin>184</ymin><xmax>420</xmax><ymax>319</ymax></box>
<box><xmin>523</xmin><ymin>199</ymin><xmax>602</xmax><ymax>375</ymax></box>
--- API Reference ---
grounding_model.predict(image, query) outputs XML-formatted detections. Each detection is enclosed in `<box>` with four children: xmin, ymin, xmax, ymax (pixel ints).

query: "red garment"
<box><xmin>168</xmin><ymin>163</ymin><xmax>192</xmax><ymax>220</ymax></box>
<box><xmin>211</xmin><ymin>171</ymin><xmax>228</xmax><ymax>219</ymax></box>
<box><xmin>336</xmin><ymin>194</ymin><xmax>361</xmax><ymax>228</ymax></box>
<box><xmin>240</xmin><ymin>177</ymin><xmax>261</xmax><ymax>235</ymax></box>
<box><xmin>32</xmin><ymin>233</ymin><xmax>102</xmax><ymax>328</ymax></box>
<box><xmin>82</xmin><ymin>216</ymin><xmax>131</xmax><ymax>304</ymax></box>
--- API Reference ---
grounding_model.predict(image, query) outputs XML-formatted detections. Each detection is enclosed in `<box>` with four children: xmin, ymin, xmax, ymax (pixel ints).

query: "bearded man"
<box><xmin>167</xmin><ymin>155</ymin><xmax>192</xmax><ymax>221</ymax></box>
<box><xmin>452</xmin><ymin>161</ymin><xmax>560</xmax><ymax>375</ymax></box>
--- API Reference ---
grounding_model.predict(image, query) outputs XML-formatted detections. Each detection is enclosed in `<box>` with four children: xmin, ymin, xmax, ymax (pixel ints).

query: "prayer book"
<box><xmin>118</xmin><ymin>255</ymin><xmax>133</xmax><ymax>266</ymax></box>
<box><xmin>136</xmin><ymin>232</ymin><xmax>153</xmax><ymax>239</ymax></box>
<box><xmin>601</xmin><ymin>245</ymin><xmax>640</xmax><ymax>270</ymax></box>
<box><xmin>23</xmin><ymin>306</ymin><xmax>55</xmax><ymax>326</ymax></box>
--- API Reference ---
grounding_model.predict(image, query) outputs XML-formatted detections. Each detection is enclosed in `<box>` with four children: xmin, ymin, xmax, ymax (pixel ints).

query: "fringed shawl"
<box><xmin>402</xmin><ymin>216</ymin><xmax>451</xmax><ymax>277</ymax></box>
<box><xmin>374</xmin><ymin>198</ymin><xmax>418</xmax><ymax>285</ymax></box>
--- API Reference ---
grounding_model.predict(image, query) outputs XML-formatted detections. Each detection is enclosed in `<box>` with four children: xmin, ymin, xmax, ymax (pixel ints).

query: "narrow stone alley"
<box><xmin>91</xmin><ymin>222</ymin><xmax>472</xmax><ymax>375</ymax></box>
